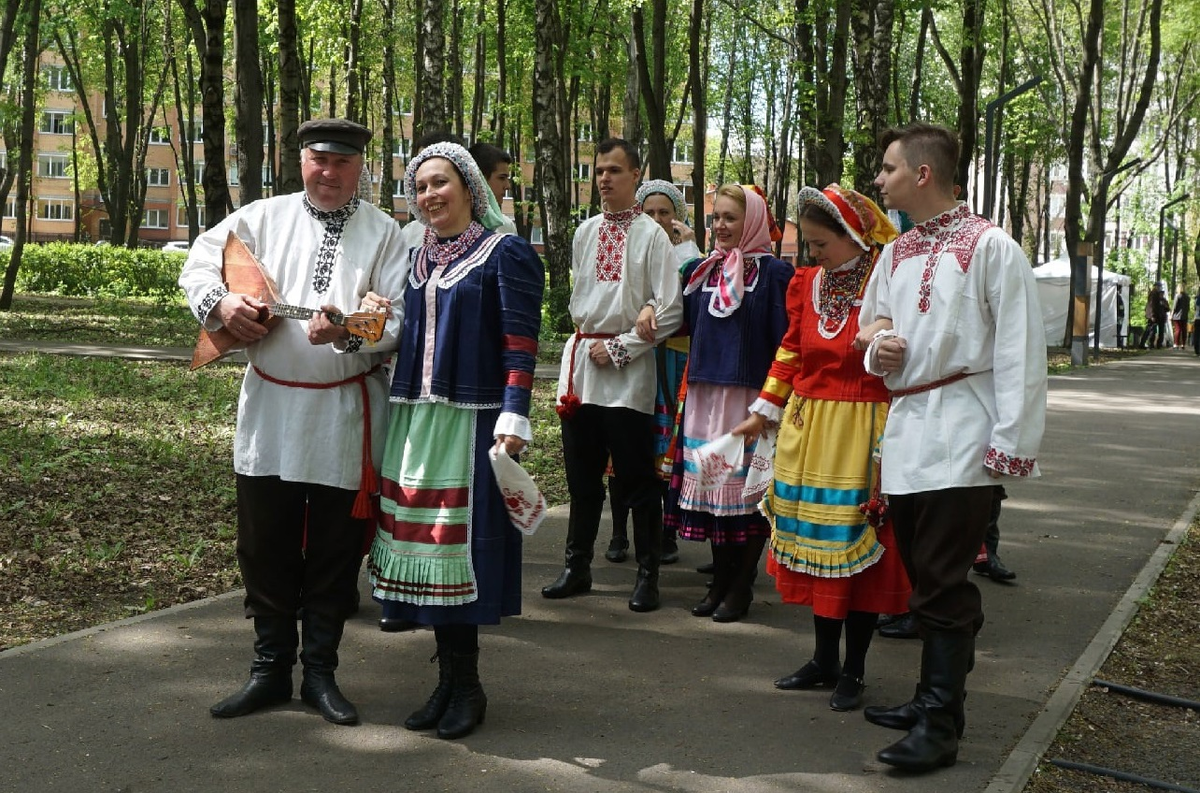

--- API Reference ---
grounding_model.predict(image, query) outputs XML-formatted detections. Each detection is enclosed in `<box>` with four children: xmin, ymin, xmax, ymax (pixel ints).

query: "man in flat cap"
<box><xmin>179</xmin><ymin>118</ymin><xmax>410</xmax><ymax>726</ymax></box>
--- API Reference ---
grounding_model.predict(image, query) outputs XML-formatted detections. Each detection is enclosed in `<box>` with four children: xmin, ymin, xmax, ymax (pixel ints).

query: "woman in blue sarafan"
<box><xmin>364</xmin><ymin>142</ymin><xmax>543</xmax><ymax>740</ymax></box>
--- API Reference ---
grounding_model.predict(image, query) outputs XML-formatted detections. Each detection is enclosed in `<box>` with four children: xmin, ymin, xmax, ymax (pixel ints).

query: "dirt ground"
<box><xmin>1022</xmin><ymin>522</ymin><xmax>1200</xmax><ymax>792</ymax></box>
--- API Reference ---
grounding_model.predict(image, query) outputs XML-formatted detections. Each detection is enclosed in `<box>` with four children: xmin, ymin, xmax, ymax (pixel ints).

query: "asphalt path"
<box><xmin>1</xmin><ymin>346</ymin><xmax>1198</xmax><ymax>792</ymax></box>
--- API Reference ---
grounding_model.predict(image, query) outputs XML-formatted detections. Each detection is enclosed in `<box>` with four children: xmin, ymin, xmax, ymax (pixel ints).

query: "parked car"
<box><xmin>0</xmin><ymin>234</ymin><xmax>13</xmax><ymax>248</ymax></box>
<box><xmin>162</xmin><ymin>240</ymin><xmax>191</xmax><ymax>253</ymax></box>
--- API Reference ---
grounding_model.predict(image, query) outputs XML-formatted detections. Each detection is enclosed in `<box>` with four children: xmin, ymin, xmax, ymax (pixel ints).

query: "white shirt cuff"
<box><xmin>748</xmin><ymin>397</ymin><xmax>784</xmax><ymax>424</ymax></box>
<box><xmin>863</xmin><ymin>329</ymin><xmax>898</xmax><ymax>377</ymax></box>
<box><xmin>494</xmin><ymin>412</ymin><xmax>532</xmax><ymax>442</ymax></box>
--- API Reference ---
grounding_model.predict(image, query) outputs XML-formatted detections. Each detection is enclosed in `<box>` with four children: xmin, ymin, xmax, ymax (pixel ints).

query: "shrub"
<box><xmin>4</xmin><ymin>243</ymin><xmax>184</xmax><ymax>302</ymax></box>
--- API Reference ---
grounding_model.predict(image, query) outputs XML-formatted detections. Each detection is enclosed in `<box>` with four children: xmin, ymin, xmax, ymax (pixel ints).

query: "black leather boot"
<box><xmin>405</xmin><ymin>644</ymin><xmax>453</xmax><ymax>730</ymax></box>
<box><xmin>692</xmin><ymin>543</ymin><xmax>735</xmax><ymax>617</ymax></box>
<box><xmin>210</xmin><ymin>616</ymin><xmax>297</xmax><ymax>718</ymax></box>
<box><xmin>713</xmin><ymin>536</ymin><xmax>765</xmax><ymax>623</ymax></box>
<box><xmin>437</xmin><ymin>650</ymin><xmax>488</xmax><ymax>739</ymax></box>
<box><xmin>628</xmin><ymin>497</ymin><xmax>663</xmax><ymax>612</ymax></box>
<box><xmin>865</xmin><ymin>687</ymin><xmax>967</xmax><ymax>737</ymax></box>
<box><xmin>543</xmin><ymin>499</ymin><xmax>602</xmax><ymax>598</ymax></box>
<box><xmin>299</xmin><ymin>613</ymin><xmax>359</xmax><ymax>725</ymax></box>
<box><xmin>876</xmin><ymin>632</ymin><xmax>973</xmax><ymax>772</ymax></box>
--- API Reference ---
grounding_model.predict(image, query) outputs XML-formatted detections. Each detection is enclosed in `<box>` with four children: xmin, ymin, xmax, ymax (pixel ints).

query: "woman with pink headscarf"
<box><xmin>666</xmin><ymin>184</ymin><xmax>793</xmax><ymax>622</ymax></box>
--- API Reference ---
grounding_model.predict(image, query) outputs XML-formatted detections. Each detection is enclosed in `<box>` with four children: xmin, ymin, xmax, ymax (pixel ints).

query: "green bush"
<box><xmin>3</xmin><ymin>243</ymin><xmax>184</xmax><ymax>302</ymax></box>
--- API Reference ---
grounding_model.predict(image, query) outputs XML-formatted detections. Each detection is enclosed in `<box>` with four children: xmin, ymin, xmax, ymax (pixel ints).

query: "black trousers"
<box><xmin>889</xmin><ymin>485</ymin><xmax>994</xmax><ymax>635</ymax></box>
<box><xmin>560</xmin><ymin>404</ymin><xmax>661</xmax><ymax>566</ymax></box>
<box><xmin>236</xmin><ymin>474</ymin><xmax>367</xmax><ymax>620</ymax></box>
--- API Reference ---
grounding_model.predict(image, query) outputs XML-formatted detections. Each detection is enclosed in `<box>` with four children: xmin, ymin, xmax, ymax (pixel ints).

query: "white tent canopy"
<box><xmin>1033</xmin><ymin>256</ymin><xmax>1131</xmax><ymax>348</ymax></box>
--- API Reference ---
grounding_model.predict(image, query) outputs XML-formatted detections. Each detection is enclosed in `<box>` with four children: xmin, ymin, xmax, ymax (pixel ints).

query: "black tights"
<box><xmin>433</xmin><ymin>623</ymin><xmax>479</xmax><ymax>654</ymax></box>
<box><xmin>813</xmin><ymin>611</ymin><xmax>877</xmax><ymax>679</ymax></box>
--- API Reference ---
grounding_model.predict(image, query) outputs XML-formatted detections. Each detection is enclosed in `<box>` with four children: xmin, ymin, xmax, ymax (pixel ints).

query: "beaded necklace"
<box><xmin>424</xmin><ymin>221</ymin><xmax>485</xmax><ymax>266</ymax></box>
<box><xmin>812</xmin><ymin>253</ymin><xmax>873</xmax><ymax>340</ymax></box>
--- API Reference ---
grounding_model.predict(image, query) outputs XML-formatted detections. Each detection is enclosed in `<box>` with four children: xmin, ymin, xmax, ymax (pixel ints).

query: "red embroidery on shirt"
<box><xmin>890</xmin><ymin>206</ymin><xmax>993</xmax><ymax>314</ymax></box>
<box><xmin>595</xmin><ymin>207</ymin><xmax>641</xmax><ymax>282</ymax></box>
<box><xmin>984</xmin><ymin>447</ymin><xmax>1036</xmax><ymax>476</ymax></box>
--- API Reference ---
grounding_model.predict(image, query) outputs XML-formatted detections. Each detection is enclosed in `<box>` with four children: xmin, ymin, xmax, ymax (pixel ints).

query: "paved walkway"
<box><xmin>2</xmin><ymin>344</ymin><xmax>1199</xmax><ymax>792</ymax></box>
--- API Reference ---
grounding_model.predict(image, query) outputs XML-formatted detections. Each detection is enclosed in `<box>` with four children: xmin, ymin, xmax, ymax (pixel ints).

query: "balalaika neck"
<box><xmin>270</xmin><ymin>303</ymin><xmax>346</xmax><ymax>326</ymax></box>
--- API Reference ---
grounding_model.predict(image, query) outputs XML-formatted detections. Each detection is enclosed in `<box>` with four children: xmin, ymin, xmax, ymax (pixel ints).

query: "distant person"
<box><xmin>1143</xmin><ymin>285</ymin><xmax>1169</xmax><ymax>349</ymax></box>
<box><xmin>541</xmin><ymin>137</ymin><xmax>683</xmax><ymax>612</ymax></box>
<box><xmin>1194</xmin><ymin>292</ymin><xmax>1200</xmax><ymax>355</ymax></box>
<box><xmin>860</xmin><ymin>123</ymin><xmax>1047</xmax><ymax>772</ymax></box>
<box><xmin>179</xmin><ymin>118</ymin><xmax>410</xmax><ymax>725</ymax></box>
<box><xmin>1171</xmin><ymin>287</ymin><xmax>1189</xmax><ymax>348</ymax></box>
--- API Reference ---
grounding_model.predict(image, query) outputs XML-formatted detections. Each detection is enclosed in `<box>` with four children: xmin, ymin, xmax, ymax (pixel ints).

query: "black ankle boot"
<box><xmin>877</xmin><ymin>633</ymin><xmax>972</xmax><ymax>772</ymax></box>
<box><xmin>629</xmin><ymin>567</ymin><xmax>661</xmax><ymax>612</ymax></box>
<box><xmin>437</xmin><ymin>650</ymin><xmax>487</xmax><ymax>739</ymax></box>
<box><xmin>405</xmin><ymin>646</ymin><xmax>453</xmax><ymax>730</ymax></box>
<box><xmin>299</xmin><ymin>613</ymin><xmax>359</xmax><ymax>725</ymax></box>
<box><xmin>210</xmin><ymin>616</ymin><xmax>297</xmax><ymax>718</ymax></box>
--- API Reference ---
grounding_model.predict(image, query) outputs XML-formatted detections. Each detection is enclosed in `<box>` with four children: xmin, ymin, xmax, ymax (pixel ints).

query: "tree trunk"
<box><xmin>851</xmin><ymin>0</ymin><xmax>893</xmax><ymax>193</ymax></box>
<box><xmin>632</xmin><ymin>0</ymin><xmax>672</xmax><ymax>178</ymax></box>
<box><xmin>494</xmin><ymin>0</ymin><xmax>507</xmax><ymax>143</ymax></box>
<box><xmin>689</xmin><ymin>0</ymin><xmax>707</xmax><ymax>250</ymax></box>
<box><xmin>622</xmin><ymin>23</ymin><xmax>642</xmax><ymax>152</ymax></box>
<box><xmin>533</xmin><ymin>0</ymin><xmax>572</xmax><ymax>332</ymax></box>
<box><xmin>418</xmin><ymin>0</ymin><xmax>447</xmax><ymax>137</ymax></box>
<box><xmin>1062</xmin><ymin>0</ymin><xmax>1103</xmax><ymax>354</ymax></box>
<box><xmin>170</xmin><ymin>41</ymin><xmax>201</xmax><ymax>240</ymax></box>
<box><xmin>470</xmin><ymin>0</ymin><xmax>486</xmax><ymax>140</ymax></box>
<box><xmin>954</xmin><ymin>0</ymin><xmax>986</xmax><ymax>202</ymax></box>
<box><xmin>346</xmin><ymin>0</ymin><xmax>365</xmax><ymax>123</ymax></box>
<box><xmin>277</xmin><ymin>0</ymin><xmax>302</xmax><ymax>194</ymax></box>
<box><xmin>235</xmin><ymin>0</ymin><xmax>264</xmax><ymax>205</ymax></box>
<box><xmin>449</xmin><ymin>0</ymin><xmax>464</xmax><ymax>138</ymax></box>
<box><xmin>182</xmin><ymin>0</ymin><xmax>232</xmax><ymax>228</ymax></box>
<box><xmin>379</xmin><ymin>0</ymin><xmax>397</xmax><ymax>215</ymax></box>
<box><xmin>0</xmin><ymin>0</ymin><xmax>39</xmax><ymax>310</ymax></box>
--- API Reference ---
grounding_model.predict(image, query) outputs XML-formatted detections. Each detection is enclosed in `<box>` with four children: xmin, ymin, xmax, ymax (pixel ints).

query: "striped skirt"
<box><xmin>368</xmin><ymin>401</ymin><xmax>522</xmax><ymax>626</ymax></box>
<box><xmin>765</xmin><ymin>396</ymin><xmax>910</xmax><ymax>618</ymax></box>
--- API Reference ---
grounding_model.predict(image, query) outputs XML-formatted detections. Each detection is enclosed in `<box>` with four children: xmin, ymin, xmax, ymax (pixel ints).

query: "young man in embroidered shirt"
<box><xmin>857</xmin><ymin>123</ymin><xmax>1047</xmax><ymax>773</ymax></box>
<box><xmin>179</xmin><ymin>119</ymin><xmax>410</xmax><ymax>726</ymax></box>
<box><xmin>541</xmin><ymin>137</ymin><xmax>683</xmax><ymax>612</ymax></box>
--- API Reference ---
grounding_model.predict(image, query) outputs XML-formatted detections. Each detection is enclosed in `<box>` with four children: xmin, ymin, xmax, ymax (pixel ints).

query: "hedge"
<box><xmin>2</xmin><ymin>243</ymin><xmax>185</xmax><ymax>302</ymax></box>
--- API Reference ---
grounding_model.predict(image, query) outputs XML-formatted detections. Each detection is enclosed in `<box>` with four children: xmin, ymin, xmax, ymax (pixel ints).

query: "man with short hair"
<box><xmin>468</xmin><ymin>141</ymin><xmax>514</xmax><ymax>204</ymax></box>
<box><xmin>179</xmin><ymin>118</ymin><xmax>410</xmax><ymax>725</ymax></box>
<box><xmin>859</xmin><ymin>122</ymin><xmax>1047</xmax><ymax>772</ymax></box>
<box><xmin>542</xmin><ymin>137</ymin><xmax>683</xmax><ymax>612</ymax></box>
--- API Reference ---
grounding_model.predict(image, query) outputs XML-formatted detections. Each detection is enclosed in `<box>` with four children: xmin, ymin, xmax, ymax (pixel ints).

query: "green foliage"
<box><xmin>4</xmin><ymin>243</ymin><xmax>184</xmax><ymax>301</ymax></box>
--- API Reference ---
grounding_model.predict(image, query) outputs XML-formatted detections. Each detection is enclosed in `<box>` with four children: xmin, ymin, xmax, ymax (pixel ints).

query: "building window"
<box><xmin>192</xmin><ymin>162</ymin><xmax>205</xmax><ymax>184</ymax></box>
<box><xmin>40</xmin><ymin>111</ymin><xmax>74</xmax><ymax>135</ymax></box>
<box><xmin>530</xmin><ymin>226</ymin><xmax>544</xmax><ymax>245</ymax></box>
<box><xmin>143</xmin><ymin>208</ymin><xmax>168</xmax><ymax>229</ymax></box>
<box><xmin>148</xmin><ymin>126</ymin><xmax>171</xmax><ymax>145</ymax></box>
<box><xmin>574</xmin><ymin>161</ymin><xmax>592</xmax><ymax>182</ymax></box>
<box><xmin>672</xmin><ymin>142</ymin><xmax>692</xmax><ymax>164</ymax></box>
<box><xmin>186</xmin><ymin>119</ymin><xmax>204</xmax><ymax>143</ymax></box>
<box><xmin>396</xmin><ymin>96</ymin><xmax>413</xmax><ymax>115</ymax></box>
<box><xmin>577</xmin><ymin>122</ymin><xmax>592</xmax><ymax>143</ymax></box>
<box><xmin>228</xmin><ymin>163</ymin><xmax>239</xmax><ymax>186</ymax></box>
<box><xmin>146</xmin><ymin>168</ymin><xmax>171</xmax><ymax>187</ymax></box>
<box><xmin>0</xmin><ymin>150</ymin><xmax>5</xmax><ymax>170</ymax></box>
<box><xmin>393</xmin><ymin>180</ymin><xmax>404</xmax><ymax>198</ymax></box>
<box><xmin>42</xmin><ymin>65</ymin><xmax>72</xmax><ymax>92</ymax></box>
<box><xmin>3</xmin><ymin>197</ymin><xmax>14</xmax><ymax>218</ymax></box>
<box><xmin>674</xmin><ymin>182</ymin><xmax>695</xmax><ymax>206</ymax></box>
<box><xmin>177</xmin><ymin>204</ymin><xmax>207</xmax><ymax>228</ymax></box>
<box><xmin>37</xmin><ymin>198</ymin><xmax>74</xmax><ymax>221</ymax></box>
<box><xmin>37</xmin><ymin>154</ymin><xmax>69</xmax><ymax>178</ymax></box>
